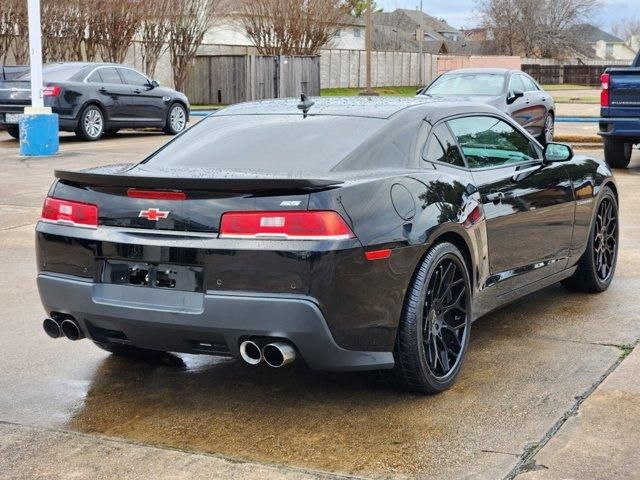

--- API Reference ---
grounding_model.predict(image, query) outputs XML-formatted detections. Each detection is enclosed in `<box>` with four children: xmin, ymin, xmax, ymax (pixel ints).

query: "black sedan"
<box><xmin>35</xmin><ymin>97</ymin><xmax>618</xmax><ymax>393</ymax></box>
<box><xmin>0</xmin><ymin>62</ymin><xmax>189</xmax><ymax>141</ymax></box>
<box><xmin>418</xmin><ymin>68</ymin><xmax>555</xmax><ymax>145</ymax></box>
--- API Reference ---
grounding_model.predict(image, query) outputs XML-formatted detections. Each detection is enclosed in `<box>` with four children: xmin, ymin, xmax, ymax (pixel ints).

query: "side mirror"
<box><xmin>416</xmin><ymin>87</ymin><xmax>424</xmax><ymax>95</ymax></box>
<box><xmin>544</xmin><ymin>142</ymin><xmax>574</xmax><ymax>163</ymax></box>
<box><xmin>149</xmin><ymin>80</ymin><xmax>160</xmax><ymax>89</ymax></box>
<box><xmin>507</xmin><ymin>89</ymin><xmax>524</xmax><ymax>104</ymax></box>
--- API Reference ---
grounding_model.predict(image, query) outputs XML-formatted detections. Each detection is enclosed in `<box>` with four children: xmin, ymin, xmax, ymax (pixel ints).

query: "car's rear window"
<box><xmin>427</xmin><ymin>73</ymin><xmax>505</xmax><ymax>96</ymax></box>
<box><xmin>18</xmin><ymin>64</ymin><xmax>83</xmax><ymax>82</ymax></box>
<box><xmin>144</xmin><ymin>114</ymin><xmax>386</xmax><ymax>171</ymax></box>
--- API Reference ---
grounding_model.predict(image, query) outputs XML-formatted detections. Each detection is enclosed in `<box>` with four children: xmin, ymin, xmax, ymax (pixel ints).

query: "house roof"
<box><xmin>372</xmin><ymin>9</ymin><xmax>461</xmax><ymax>51</ymax></box>
<box><xmin>570</xmin><ymin>24</ymin><xmax>623</xmax><ymax>44</ymax></box>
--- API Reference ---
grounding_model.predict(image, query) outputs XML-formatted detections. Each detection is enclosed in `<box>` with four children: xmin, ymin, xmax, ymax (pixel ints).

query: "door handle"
<box><xmin>133</xmin><ymin>89</ymin><xmax>142</xmax><ymax>94</ymax></box>
<box><xmin>98</xmin><ymin>87</ymin><xmax>107</xmax><ymax>94</ymax></box>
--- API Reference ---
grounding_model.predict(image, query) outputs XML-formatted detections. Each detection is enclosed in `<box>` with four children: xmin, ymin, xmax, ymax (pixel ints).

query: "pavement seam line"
<box><xmin>0</xmin><ymin>420</ymin><xmax>364</xmax><ymax>480</ymax></box>
<box><xmin>504</xmin><ymin>340</ymin><xmax>639</xmax><ymax>480</ymax></box>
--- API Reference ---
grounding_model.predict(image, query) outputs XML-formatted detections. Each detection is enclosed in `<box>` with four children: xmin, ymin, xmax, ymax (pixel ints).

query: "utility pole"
<box><xmin>20</xmin><ymin>0</ymin><xmax>59</xmax><ymax>156</ymax></box>
<box><xmin>417</xmin><ymin>0</ymin><xmax>424</xmax><ymax>87</ymax></box>
<box><xmin>360</xmin><ymin>0</ymin><xmax>378</xmax><ymax>96</ymax></box>
<box><xmin>27</xmin><ymin>0</ymin><xmax>43</xmax><ymax>108</ymax></box>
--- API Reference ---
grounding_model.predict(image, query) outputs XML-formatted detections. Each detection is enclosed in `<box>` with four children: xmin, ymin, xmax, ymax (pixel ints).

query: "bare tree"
<box><xmin>475</xmin><ymin>0</ymin><xmax>599</xmax><ymax>58</ymax></box>
<box><xmin>41</xmin><ymin>0</ymin><xmax>86</xmax><ymax>62</ymax></box>
<box><xmin>140</xmin><ymin>0</ymin><xmax>172</xmax><ymax>77</ymax></box>
<box><xmin>611</xmin><ymin>18</ymin><xmax>640</xmax><ymax>42</ymax></box>
<box><xmin>168</xmin><ymin>0</ymin><xmax>227</xmax><ymax>92</ymax></box>
<box><xmin>238</xmin><ymin>0</ymin><xmax>346</xmax><ymax>56</ymax></box>
<box><xmin>93</xmin><ymin>0</ymin><xmax>144</xmax><ymax>63</ymax></box>
<box><xmin>8</xmin><ymin>0</ymin><xmax>29</xmax><ymax>64</ymax></box>
<box><xmin>0</xmin><ymin>0</ymin><xmax>17</xmax><ymax>64</ymax></box>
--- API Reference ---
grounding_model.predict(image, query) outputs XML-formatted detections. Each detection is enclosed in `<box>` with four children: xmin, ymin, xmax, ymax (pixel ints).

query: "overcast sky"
<box><xmin>378</xmin><ymin>0</ymin><xmax>635</xmax><ymax>31</ymax></box>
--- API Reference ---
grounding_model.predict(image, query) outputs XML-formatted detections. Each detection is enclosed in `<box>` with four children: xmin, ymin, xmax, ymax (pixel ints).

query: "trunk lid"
<box><xmin>0</xmin><ymin>80</ymin><xmax>31</xmax><ymax>106</ymax></box>
<box><xmin>604</xmin><ymin>67</ymin><xmax>640</xmax><ymax>117</ymax></box>
<box><xmin>52</xmin><ymin>165</ymin><xmax>341</xmax><ymax>234</ymax></box>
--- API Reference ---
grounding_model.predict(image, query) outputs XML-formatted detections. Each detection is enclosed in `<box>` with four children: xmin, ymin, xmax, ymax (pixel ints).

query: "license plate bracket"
<box><xmin>101</xmin><ymin>260</ymin><xmax>204</xmax><ymax>292</ymax></box>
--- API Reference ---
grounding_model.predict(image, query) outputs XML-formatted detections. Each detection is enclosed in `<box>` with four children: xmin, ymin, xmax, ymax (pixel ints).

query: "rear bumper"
<box><xmin>37</xmin><ymin>272</ymin><xmax>394</xmax><ymax>371</ymax></box>
<box><xmin>0</xmin><ymin>108</ymin><xmax>76</xmax><ymax>130</ymax></box>
<box><xmin>598</xmin><ymin>117</ymin><xmax>640</xmax><ymax>142</ymax></box>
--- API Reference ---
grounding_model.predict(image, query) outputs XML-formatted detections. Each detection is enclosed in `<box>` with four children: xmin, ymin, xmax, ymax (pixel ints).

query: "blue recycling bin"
<box><xmin>19</xmin><ymin>110</ymin><xmax>59</xmax><ymax>156</ymax></box>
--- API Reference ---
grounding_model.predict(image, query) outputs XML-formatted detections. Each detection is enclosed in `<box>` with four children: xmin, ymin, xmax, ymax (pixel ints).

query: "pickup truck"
<box><xmin>599</xmin><ymin>51</ymin><xmax>640</xmax><ymax>168</ymax></box>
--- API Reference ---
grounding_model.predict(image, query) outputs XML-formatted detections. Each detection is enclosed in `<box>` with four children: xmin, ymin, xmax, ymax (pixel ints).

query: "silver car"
<box><xmin>418</xmin><ymin>68</ymin><xmax>555</xmax><ymax>145</ymax></box>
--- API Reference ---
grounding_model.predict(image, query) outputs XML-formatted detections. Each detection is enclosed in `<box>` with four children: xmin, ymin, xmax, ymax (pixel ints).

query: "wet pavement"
<box><xmin>0</xmin><ymin>131</ymin><xmax>639</xmax><ymax>479</ymax></box>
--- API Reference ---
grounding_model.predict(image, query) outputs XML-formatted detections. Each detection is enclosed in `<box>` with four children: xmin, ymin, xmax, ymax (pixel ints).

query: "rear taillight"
<box><xmin>601</xmin><ymin>73</ymin><xmax>610</xmax><ymax>107</ymax></box>
<box><xmin>41</xmin><ymin>197</ymin><xmax>98</xmax><ymax>228</ymax></box>
<box><xmin>43</xmin><ymin>85</ymin><xmax>61</xmax><ymax>97</ymax></box>
<box><xmin>219</xmin><ymin>211</ymin><xmax>355</xmax><ymax>240</ymax></box>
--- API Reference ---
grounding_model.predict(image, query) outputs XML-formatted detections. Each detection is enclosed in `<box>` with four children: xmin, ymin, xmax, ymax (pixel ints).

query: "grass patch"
<box><xmin>321</xmin><ymin>86</ymin><xmax>419</xmax><ymax>97</ymax></box>
<box><xmin>619</xmin><ymin>344</ymin><xmax>635</xmax><ymax>359</ymax></box>
<box><xmin>541</xmin><ymin>84</ymin><xmax>598</xmax><ymax>91</ymax></box>
<box><xmin>553</xmin><ymin>96</ymin><xmax>600</xmax><ymax>104</ymax></box>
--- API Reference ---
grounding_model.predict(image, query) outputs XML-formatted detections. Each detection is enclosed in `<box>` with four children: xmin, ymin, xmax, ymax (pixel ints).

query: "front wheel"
<box><xmin>164</xmin><ymin>103</ymin><xmax>187</xmax><ymax>135</ymax></box>
<box><xmin>604</xmin><ymin>138</ymin><xmax>632</xmax><ymax>169</ymax></box>
<box><xmin>6</xmin><ymin>125</ymin><xmax>19</xmax><ymax>140</ymax></box>
<box><xmin>75</xmin><ymin>105</ymin><xmax>104</xmax><ymax>141</ymax></box>
<box><xmin>390</xmin><ymin>242</ymin><xmax>472</xmax><ymax>393</ymax></box>
<box><xmin>562</xmin><ymin>187</ymin><xmax>618</xmax><ymax>293</ymax></box>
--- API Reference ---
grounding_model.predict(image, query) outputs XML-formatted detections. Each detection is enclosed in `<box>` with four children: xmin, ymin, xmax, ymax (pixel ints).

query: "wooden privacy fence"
<box><xmin>185</xmin><ymin>55</ymin><xmax>320</xmax><ymax>105</ymax></box>
<box><xmin>523</xmin><ymin>64</ymin><xmax>612</xmax><ymax>85</ymax></box>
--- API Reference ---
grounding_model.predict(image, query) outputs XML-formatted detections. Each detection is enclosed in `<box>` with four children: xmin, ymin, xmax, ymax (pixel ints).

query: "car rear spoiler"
<box><xmin>54</xmin><ymin>169</ymin><xmax>343</xmax><ymax>193</ymax></box>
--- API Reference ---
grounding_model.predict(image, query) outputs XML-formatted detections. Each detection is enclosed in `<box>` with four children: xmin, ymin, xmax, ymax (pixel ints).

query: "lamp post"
<box><xmin>360</xmin><ymin>0</ymin><xmax>378</xmax><ymax>96</ymax></box>
<box><xmin>20</xmin><ymin>0</ymin><xmax>59</xmax><ymax>156</ymax></box>
<box><xmin>417</xmin><ymin>0</ymin><xmax>424</xmax><ymax>87</ymax></box>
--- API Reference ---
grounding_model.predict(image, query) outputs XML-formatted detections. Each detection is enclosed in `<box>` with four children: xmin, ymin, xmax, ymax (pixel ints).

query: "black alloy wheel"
<box><xmin>562</xmin><ymin>186</ymin><xmax>618</xmax><ymax>293</ymax></box>
<box><xmin>390</xmin><ymin>242</ymin><xmax>471</xmax><ymax>393</ymax></box>
<box><xmin>593</xmin><ymin>196</ymin><xmax>618</xmax><ymax>282</ymax></box>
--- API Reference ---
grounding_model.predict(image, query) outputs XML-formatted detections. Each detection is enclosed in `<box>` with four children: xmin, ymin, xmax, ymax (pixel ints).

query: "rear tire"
<box><xmin>6</xmin><ymin>125</ymin><xmax>19</xmax><ymax>140</ymax></box>
<box><xmin>164</xmin><ymin>103</ymin><xmax>187</xmax><ymax>135</ymax></box>
<box><xmin>538</xmin><ymin>113</ymin><xmax>554</xmax><ymax>146</ymax></box>
<box><xmin>604</xmin><ymin>138</ymin><xmax>632</xmax><ymax>169</ymax></box>
<box><xmin>389</xmin><ymin>242</ymin><xmax>472</xmax><ymax>394</ymax></box>
<box><xmin>75</xmin><ymin>104</ymin><xmax>104</xmax><ymax>141</ymax></box>
<box><xmin>562</xmin><ymin>187</ymin><xmax>618</xmax><ymax>293</ymax></box>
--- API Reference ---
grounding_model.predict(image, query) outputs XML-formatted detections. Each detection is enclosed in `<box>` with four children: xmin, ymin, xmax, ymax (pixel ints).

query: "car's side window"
<box><xmin>509</xmin><ymin>74</ymin><xmax>525</xmax><ymax>94</ymax></box>
<box><xmin>119</xmin><ymin>68</ymin><xmax>149</xmax><ymax>87</ymax></box>
<box><xmin>86</xmin><ymin>70</ymin><xmax>103</xmax><ymax>83</ymax></box>
<box><xmin>423</xmin><ymin>124</ymin><xmax>465</xmax><ymax>167</ymax></box>
<box><xmin>447</xmin><ymin>116</ymin><xmax>538</xmax><ymax>169</ymax></box>
<box><xmin>520</xmin><ymin>75</ymin><xmax>538</xmax><ymax>92</ymax></box>
<box><xmin>99</xmin><ymin>67</ymin><xmax>123</xmax><ymax>84</ymax></box>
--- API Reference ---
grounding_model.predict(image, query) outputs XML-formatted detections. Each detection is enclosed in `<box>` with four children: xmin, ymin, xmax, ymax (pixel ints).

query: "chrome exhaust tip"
<box><xmin>239</xmin><ymin>340</ymin><xmax>263</xmax><ymax>365</ymax></box>
<box><xmin>263</xmin><ymin>342</ymin><xmax>297</xmax><ymax>368</ymax></box>
<box><xmin>60</xmin><ymin>319</ymin><xmax>84</xmax><ymax>341</ymax></box>
<box><xmin>43</xmin><ymin>318</ymin><xmax>63</xmax><ymax>339</ymax></box>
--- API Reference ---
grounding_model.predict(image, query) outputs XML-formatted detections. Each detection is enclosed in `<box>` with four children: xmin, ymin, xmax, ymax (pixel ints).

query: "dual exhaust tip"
<box><xmin>239</xmin><ymin>339</ymin><xmax>297</xmax><ymax>368</ymax></box>
<box><xmin>43</xmin><ymin>317</ymin><xmax>84</xmax><ymax>341</ymax></box>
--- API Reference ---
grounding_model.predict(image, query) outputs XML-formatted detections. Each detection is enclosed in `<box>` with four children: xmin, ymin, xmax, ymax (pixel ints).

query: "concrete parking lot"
<box><xmin>0</xmin><ymin>129</ymin><xmax>639</xmax><ymax>479</ymax></box>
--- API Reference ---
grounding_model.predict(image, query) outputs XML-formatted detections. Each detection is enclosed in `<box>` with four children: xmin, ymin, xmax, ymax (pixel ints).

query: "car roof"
<box><xmin>216</xmin><ymin>96</ymin><xmax>505</xmax><ymax>121</ymax></box>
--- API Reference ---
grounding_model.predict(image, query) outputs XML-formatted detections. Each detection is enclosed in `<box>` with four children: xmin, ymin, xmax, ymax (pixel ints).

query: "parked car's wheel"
<box><xmin>390</xmin><ymin>241</ymin><xmax>472</xmax><ymax>393</ymax></box>
<box><xmin>6</xmin><ymin>125</ymin><xmax>19</xmax><ymax>140</ymax></box>
<box><xmin>75</xmin><ymin>104</ymin><xmax>104</xmax><ymax>141</ymax></box>
<box><xmin>604</xmin><ymin>138</ymin><xmax>632</xmax><ymax>169</ymax></box>
<box><xmin>164</xmin><ymin>103</ymin><xmax>187</xmax><ymax>135</ymax></box>
<box><xmin>539</xmin><ymin>113</ymin><xmax>554</xmax><ymax>145</ymax></box>
<box><xmin>562</xmin><ymin>187</ymin><xmax>618</xmax><ymax>293</ymax></box>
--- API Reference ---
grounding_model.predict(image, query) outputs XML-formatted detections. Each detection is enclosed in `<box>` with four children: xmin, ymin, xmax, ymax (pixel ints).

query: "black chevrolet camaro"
<box><xmin>0</xmin><ymin>62</ymin><xmax>190</xmax><ymax>141</ymax></box>
<box><xmin>36</xmin><ymin>97</ymin><xmax>619</xmax><ymax>393</ymax></box>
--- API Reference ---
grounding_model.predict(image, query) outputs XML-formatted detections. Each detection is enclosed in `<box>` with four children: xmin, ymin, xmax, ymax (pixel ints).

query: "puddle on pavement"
<box><xmin>65</xmin><ymin>286</ymin><xmax>624</xmax><ymax>478</ymax></box>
